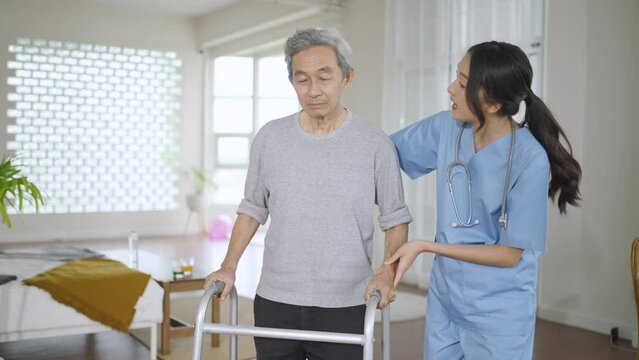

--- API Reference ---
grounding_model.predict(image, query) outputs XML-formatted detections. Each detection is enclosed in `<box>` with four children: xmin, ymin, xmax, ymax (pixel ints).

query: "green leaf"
<box><xmin>0</xmin><ymin>155</ymin><xmax>45</xmax><ymax>227</ymax></box>
<box><xmin>0</xmin><ymin>204</ymin><xmax>11</xmax><ymax>227</ymax></box>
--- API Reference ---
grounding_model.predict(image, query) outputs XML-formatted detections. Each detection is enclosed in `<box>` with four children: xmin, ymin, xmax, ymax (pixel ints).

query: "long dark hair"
<box><xmin>465</xmin><ymin>41</ymin><xmax>581</xmax><ymax>214</ymax></box>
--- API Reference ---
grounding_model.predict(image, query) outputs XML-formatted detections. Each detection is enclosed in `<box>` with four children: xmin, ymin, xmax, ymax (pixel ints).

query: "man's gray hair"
<box><xmin>284</xmin><ymin>27</ymin><xmax>353</xmax><ymax>82</ymax></box>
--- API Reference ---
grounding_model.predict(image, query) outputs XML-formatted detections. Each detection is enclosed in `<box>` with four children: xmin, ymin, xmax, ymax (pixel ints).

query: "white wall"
<box><xmin>340</xmin><ymin>0</ymin><xmax>386</xmax><ymax>126</ymax></box>
<box><xmin>539</xmin><ymin>0</ymin><xmax>639</xmax><ymax>339</ymax></box>
<box><xmin>0</xmin><ymin>0</ymin><xmax>203</xmax><ymax>242</ymax></box>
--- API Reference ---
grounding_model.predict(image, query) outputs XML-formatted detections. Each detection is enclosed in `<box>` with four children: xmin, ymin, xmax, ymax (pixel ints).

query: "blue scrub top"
<box><xmin>391</xmin><ymin>111</ymin><xmax>550</xmax><ymax>336</ymax></box>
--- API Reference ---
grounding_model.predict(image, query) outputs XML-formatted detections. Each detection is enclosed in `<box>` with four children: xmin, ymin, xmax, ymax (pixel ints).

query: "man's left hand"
<box><xmin>364</xmin><ymin>264</ymin><xmax>396</xmax><ymax>309</ymax></box>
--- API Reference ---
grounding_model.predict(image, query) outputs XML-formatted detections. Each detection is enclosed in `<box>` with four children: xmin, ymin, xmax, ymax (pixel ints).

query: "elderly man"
<box><xmin>204</xmin><ymin>27</ymin><xmax>412</xmax><ymax>359</ymax></box>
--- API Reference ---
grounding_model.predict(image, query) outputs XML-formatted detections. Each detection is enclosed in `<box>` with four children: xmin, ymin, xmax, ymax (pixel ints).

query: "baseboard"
<box><xmin>0</xmin><ymin>229</ymin><xmax>190</xmax><ymax>244</ymax></box>
<box><xmin>537</xmin><ymin>306</ymin><xmax>636</xmax><ymax>341</ymax></box>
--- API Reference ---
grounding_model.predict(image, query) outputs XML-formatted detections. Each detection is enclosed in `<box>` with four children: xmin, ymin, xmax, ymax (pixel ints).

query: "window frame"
<box><xmin>205</xmin><ymin>44</ymin><xmax>298</xmax><ymax>206</ymax></box>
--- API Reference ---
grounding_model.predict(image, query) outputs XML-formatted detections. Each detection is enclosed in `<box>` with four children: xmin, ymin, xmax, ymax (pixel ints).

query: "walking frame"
<box><xmin>192</xmin><ymin>281</ymin><xmax>391</xmax><ymax>360</ymax></box>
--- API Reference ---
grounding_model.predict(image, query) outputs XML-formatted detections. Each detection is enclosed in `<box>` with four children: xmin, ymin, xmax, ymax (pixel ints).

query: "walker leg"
<box><xmin>382</xmin><ymin>307</ymin><xmax>391</xmax><ymax>360</ymax></box>
<box><xmin>193</xmin><ymin>327</ymin><xmax>203</xmax><ymax>360</ymax></box>
<box><xmin>230</xmin><ymin>287</ymin><xmax>239</xmax><ymax>360</ymax></box>
<box><xmin>363</xmin><ymin>341</ymin><xmax>373</xmax><ymax>360</ymax></box>
<box><xmin>362</xmin><ymin>293</ymin><xmax>379</xmax><ymax>360</ymax></box>
<box><xmin>150</xmin><ymin>323</ymin><xmax>157</xmax><ymax>360</ymax></box>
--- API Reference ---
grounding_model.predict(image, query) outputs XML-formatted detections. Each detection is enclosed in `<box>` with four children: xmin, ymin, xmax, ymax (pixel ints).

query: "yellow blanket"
<box><xmin>23</xmin><ymin>257</ymin><xmax>151</xmax><ymax>332</ymax></box>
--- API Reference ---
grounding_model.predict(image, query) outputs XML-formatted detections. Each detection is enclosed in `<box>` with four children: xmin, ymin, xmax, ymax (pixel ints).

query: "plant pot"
<box><xmin>185</xmin><ymin>194</ymin><xmax>209</xmax><ymax>213</ymax></box>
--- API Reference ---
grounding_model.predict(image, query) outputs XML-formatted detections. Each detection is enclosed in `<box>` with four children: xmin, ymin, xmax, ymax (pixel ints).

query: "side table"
<box><xmin>159</xmin><ymin>277</ymin><xmax>220</xmax><ymax>355</ymax></box>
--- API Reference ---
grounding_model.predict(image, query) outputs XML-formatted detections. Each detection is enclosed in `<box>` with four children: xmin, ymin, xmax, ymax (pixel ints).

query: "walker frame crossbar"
<box><xmin>192</xmin><ymin>281</ymin><xmax>391</xmax><ymax>360</ymax></box>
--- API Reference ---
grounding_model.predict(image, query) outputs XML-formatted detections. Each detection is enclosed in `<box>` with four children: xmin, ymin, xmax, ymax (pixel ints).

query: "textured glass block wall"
<box><xmin>5</xmin><ymin>38</ymin><xmax>182</xmax><ymax>214</ymax></box>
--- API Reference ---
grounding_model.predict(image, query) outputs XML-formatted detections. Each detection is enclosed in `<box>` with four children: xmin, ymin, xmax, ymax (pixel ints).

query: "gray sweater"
<box><xmin>237</xmin><ymin>111</ymin><xmax>412</xmax><ymax>307</ymax></box>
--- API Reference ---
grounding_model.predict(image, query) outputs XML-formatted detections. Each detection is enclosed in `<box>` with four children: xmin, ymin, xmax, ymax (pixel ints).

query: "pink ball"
<box><xmin>209</xmin><ymin>215</ymin><xmax>233</xmax><ymax>241</ymax></box>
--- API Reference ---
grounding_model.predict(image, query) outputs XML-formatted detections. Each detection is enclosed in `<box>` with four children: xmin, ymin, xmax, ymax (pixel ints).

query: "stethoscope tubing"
<box><xmin>446</xmin><ymin>121</ymin><xmax>516</xmax><ymax>229</ymax></box>
<box><xmin>446</xmin><ymin>159</ymin><xmax>476</xmax><ymax>227</ymax></box>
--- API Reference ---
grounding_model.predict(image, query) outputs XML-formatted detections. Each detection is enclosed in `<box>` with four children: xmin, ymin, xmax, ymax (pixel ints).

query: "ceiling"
<box><xmin>79</xmin><ymin>0</ymin><xmax>349</xmax><ymax>17</ymax></box>
<box><xmin>81</xmin><ymin>0</ymin><xmax>242</xmax><ymax>17</ymax></box>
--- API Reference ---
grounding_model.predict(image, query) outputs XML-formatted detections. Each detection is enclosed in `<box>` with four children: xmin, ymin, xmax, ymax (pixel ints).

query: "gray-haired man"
<box><xmin>204</xmin><ymin>28</ymin><xmax>412</xmax><ymax>359</ymax></box>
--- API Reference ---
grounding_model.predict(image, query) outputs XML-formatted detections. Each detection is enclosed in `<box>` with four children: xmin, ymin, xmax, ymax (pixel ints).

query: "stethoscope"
<box><xmin>446</xmin><ymin>121</ymin><xmax>516</xmax><ymax>229</ymax></box>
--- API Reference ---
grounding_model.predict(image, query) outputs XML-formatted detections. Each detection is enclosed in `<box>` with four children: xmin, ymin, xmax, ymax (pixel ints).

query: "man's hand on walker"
<box><xmin>365</xmin><ymin>264</ymin><xmax>396</xmax><ymax>309</ymax></box>
<box><xmin>203</xmin><ymin>267</ymin><xmax>236</xmax><ymax>300</ymax></box>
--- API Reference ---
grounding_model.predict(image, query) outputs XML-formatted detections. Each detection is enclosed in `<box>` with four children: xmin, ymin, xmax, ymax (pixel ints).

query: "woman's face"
<box><xmin>447</xmin><ymin>52</ymin><xmax>477</xmax><ymax>123</ymax></box>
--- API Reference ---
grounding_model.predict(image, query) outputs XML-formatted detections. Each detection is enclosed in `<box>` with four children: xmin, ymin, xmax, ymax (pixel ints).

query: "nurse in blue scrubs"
<box><xmin>385</xmin><ymin>41</ymin><xmax>582</xmax><ymax>359</ymax></box>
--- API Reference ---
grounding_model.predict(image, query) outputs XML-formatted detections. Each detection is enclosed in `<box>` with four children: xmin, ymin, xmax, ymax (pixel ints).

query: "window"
<box><xmin>210</xmin><ymin>52</ymin><xmax>299</xmax><ymax>205</ymax></box>
<box><xmin>5</xmin><ymin>38</ymin><xmax>182</xmax><ymax>214</ymax></box>
<box><xmin>448</xmin><ymin>0</ymin><xmax>545</xmax><ymax>98</ymax></box>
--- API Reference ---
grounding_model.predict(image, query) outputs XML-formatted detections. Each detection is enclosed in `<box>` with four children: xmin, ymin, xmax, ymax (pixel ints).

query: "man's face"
<box><xmin>290</xmin><ymin>45</ymin><xmax>352</xmax><ymax>120</ymax></box>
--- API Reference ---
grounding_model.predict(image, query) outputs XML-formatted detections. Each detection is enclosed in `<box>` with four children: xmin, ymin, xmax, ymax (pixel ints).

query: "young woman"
<box><xmin>386</xmin><ymin>41</ymin><xmax>582</xmax><ymax>359</ymax></box>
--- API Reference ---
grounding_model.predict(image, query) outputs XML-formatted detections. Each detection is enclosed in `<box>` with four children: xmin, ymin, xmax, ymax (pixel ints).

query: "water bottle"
<box><xmin>128</xmin><ymin>231</ymin><xmax>139</xmax><ymax>269</ymax></box>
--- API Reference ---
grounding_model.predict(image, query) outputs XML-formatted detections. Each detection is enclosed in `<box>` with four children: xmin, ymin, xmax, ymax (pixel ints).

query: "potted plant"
<box><xmin>0</xmin><ymin>155</ymin><xmax>45</xmax><ymax>228</ymax></box>
<box><xmin>182</xmin><ymin>167</ymin><xmax>216</xmax><ymax>213</ymax></box>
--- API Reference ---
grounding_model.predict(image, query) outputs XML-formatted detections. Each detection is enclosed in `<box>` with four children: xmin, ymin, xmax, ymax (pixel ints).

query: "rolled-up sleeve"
<box><xmin>237</xmin><ymin>130</ymin><xmax>269</xmax><ymax>225</ymax></box>
<box><xmin>375</xmin><ymin>137</ymin><xmax>413</xmax><ymax>231</ymax></box>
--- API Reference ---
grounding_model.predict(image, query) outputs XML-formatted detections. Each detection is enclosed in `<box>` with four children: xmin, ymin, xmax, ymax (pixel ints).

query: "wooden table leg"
<box><xmin>211</xmin><ymin>296</ymin><xmax>220</xmax><ymax>347</ymax></box>
<box><xmin>160</xmin><ymin>279</ymin><xmax>220</xmax><ymax>352</ymax></box>
<box><xmin>160</xmin><ymin>281</ymin><xmax>171</xmax><ymax>355</ymax></box>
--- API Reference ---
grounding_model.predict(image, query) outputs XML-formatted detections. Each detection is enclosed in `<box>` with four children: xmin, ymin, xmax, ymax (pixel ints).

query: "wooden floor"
<box><xmin>0</xmin><ymin>331</ymin><xmax>149</xmax><ymax>360</ymax></box>
<box><xmin>0</xmin><ymin>237</ymin><xmax>636</xmax><ymax>359</ymax></box>
<box><xmin>0</xmin><ymin>317</ymin><xmax>635</xmax><ymax>360</ymax></box>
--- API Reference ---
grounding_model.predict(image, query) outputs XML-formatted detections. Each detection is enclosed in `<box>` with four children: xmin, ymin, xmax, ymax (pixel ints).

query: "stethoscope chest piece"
<box><xmin>451</xmin><ymin>219</ymin><xmax>480</xmax><ymax>228</ymax></box>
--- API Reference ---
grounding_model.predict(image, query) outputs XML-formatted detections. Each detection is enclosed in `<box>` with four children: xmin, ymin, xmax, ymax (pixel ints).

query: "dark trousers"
<box><xmin>253</xmin><ymin>294</ymin><xmax>366</xmax><ymax>360</ymax></box>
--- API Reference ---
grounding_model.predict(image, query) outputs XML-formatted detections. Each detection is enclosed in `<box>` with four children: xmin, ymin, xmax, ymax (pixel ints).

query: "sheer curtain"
<box><xmin>383</xmin><ymin>0</ymin><xmax>544</xmax><ymax>288</ymax></box>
